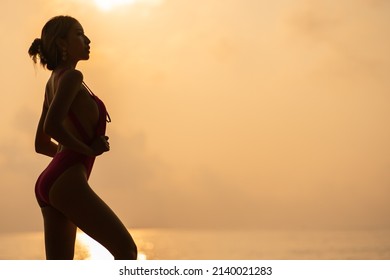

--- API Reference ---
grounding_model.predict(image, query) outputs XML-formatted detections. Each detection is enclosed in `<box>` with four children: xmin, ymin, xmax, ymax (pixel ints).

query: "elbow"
<box><xmin>35</xmin><ymin>132</ymin><xmax>44</xmax><ymax>154</ymax></box>
<box><xmin>34</xmin><ymin>141</ymin><xmax>40</xmax><ymax>154</ymax></box>
<box><xmin>35</xmin><ymin>131</ymin><xmax>52</xmax><ymax>155</ymax></box>
<box><xmin>35</xmin><ymin>122</ymin><xmax>58</xmax><ymax>155</ymax></box>
<box><xmin>35</xmin><ymin>139</ymin><xmax>46</xmax><ymax>155</ymax></box>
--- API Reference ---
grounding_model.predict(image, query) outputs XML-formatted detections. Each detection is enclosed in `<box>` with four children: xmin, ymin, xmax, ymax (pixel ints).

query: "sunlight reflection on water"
<box><xmin>75</xmin><ymin>228</ymin><xmax>390</xmax><ymax>260</ymax></box>
<box><xmin>76</xmin><ymin>231</ymin><xmax>148</xmax><ymax>260</ymax></box>
<box><xmin>1</xmin><ymin>229</ymin><xmax>390</xmax><ymax>260</ymax></box>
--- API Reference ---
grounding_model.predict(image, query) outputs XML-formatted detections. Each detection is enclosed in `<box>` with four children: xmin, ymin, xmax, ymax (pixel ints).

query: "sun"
<box><xmin>94</xmin><ymin>0</ymin><xmax>137</xmax><ymax>11</ymax></box>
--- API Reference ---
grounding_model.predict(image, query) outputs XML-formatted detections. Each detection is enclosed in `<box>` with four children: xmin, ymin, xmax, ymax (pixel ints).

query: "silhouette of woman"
<box><xmin>28</xmin><ymin>15</ymin><xmax>137</xmax><ymax>260</ymax></box>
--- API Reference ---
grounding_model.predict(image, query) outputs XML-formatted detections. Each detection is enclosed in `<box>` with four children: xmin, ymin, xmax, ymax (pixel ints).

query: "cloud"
<box><xmin>284</xmin><ymin>0</ymin><xmax>390</xmax><ymax>82</ymax></box>
<box><xmin>2</xmin><ymin>0</ymin><xmax>390</xmax><ymax>233</ymax></box>
<box><xmin>87</xmin><ymin>0</ymin><xmax>390</xmax><ymax>230</ymax></box>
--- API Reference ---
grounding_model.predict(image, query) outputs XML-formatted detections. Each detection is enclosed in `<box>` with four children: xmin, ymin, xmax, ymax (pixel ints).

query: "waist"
<box><xmin>56</xmin><ymin>146</ymin><xmax>94</xmax><ymax>159</ymax></box>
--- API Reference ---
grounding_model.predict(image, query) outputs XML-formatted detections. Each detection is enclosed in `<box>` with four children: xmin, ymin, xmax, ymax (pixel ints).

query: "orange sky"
<box><xmin>1</xmin><ymin>0</ymin><xmax>390</xmax><ymax>232</ymax></box>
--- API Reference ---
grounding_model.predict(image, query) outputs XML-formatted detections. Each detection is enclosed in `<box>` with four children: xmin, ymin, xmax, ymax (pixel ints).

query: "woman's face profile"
<box><xmin>61</xmin><ymin>21</ymin><xmax>91</xmax><ymax>63</ymax></box>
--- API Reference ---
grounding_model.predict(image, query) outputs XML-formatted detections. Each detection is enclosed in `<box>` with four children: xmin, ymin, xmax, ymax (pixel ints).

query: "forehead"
<box><xmin>69</xmin><ymin>21</ymin><xmax>84</xmax><ymax>32</ymax></box>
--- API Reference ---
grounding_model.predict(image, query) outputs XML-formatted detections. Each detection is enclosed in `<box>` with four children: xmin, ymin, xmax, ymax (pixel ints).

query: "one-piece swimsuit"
<box><xmin>35</xmin><ymin>73</ymin><xmax>110</xmax><ymax>207</ymax></box>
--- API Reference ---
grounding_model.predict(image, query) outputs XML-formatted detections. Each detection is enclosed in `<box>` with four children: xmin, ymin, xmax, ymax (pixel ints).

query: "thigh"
<box><xmin>41</xmin><ymin>206</ymin><xmax>77</xmax><ymax>260</ymax></box>
<box><xmin>49</xmin><ymin>164</ymin><xmax>137</xmax><ymax>259</ymax></box>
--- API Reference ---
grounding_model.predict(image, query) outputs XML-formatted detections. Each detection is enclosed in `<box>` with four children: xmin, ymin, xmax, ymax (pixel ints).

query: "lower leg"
<box><xmin>41</xmin><ymin>206</ymin><xmax>77</xmax><ymax>260</ymax></box>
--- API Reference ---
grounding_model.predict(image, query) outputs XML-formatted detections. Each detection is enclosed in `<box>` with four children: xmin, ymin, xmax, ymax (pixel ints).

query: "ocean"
<box><xmin>0</xmin><ymin>228</ymin><xmax>389</xmax><ymax>260</ymax></box>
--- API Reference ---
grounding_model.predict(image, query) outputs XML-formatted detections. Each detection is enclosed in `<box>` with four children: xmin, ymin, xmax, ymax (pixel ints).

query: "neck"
<box><xmin>57</xmin><ymin>60</ymin><xmax>78</xmax><ymax>70</ymax></box>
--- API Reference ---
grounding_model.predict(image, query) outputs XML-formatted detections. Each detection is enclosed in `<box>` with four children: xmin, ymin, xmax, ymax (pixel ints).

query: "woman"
<box><xmin>28</xmin><ymin>15</ymin><xmax>137</xmax><ymax>260</ymax></box>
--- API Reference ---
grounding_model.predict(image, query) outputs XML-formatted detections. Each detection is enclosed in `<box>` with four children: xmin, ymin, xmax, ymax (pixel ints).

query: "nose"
<box><xmin>84</xmin><ymin>35</ymin><xmax>91</xmax><ymax>44</ymax></box>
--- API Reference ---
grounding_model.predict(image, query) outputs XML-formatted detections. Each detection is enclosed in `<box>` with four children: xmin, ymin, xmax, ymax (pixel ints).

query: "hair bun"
<box><xmin>29</xmin><ymin>38</ymin><xmax>41</xmax><ymax>55</ymax></box>
<box><xmin>28</xmin><ymin>38</ymin><xmax>43</xmax><ymax>63</ymax></box>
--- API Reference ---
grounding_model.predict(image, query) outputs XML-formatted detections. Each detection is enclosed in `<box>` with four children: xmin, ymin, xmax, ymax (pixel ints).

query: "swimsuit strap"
<box><xmin>82</xmin><ymin>81</ymin><xmax>111</xmax><ymax>123</ymax></box>
<box><xmin>68</xmin><ymin>81</ymin><xmax>111</xmax><ymax>143</ymax></box>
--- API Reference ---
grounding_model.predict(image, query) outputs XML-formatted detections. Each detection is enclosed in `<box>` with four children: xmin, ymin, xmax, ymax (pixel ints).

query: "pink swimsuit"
<box><xmin>35</xmin><ymin>80</ymin><xmax>110</xmax><ymax>207</ymax></box>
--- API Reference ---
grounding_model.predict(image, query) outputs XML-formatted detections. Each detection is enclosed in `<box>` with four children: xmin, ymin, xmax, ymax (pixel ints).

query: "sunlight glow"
<box><xmin>137</xmin><ymin>252</ymin><xmax>148</xmax><ymax>260</ymax></box>
<box><xmin>77</xmin><ymin>233</ymin><xmax>148</xmax><ymax>260</ymax></box>
<box><xmin>77</xmin><ymin>233</ymin><xmax>113</xmax><ymax>260</ymax></box>
<box><xmin>95</xmin><ymin>0</ymin><xmax>136</xmax><ymax>11</ymax></box>
<box><xmin>94</xmin><ymin>0</ymin><xmax>164</xmax><ymax>11</ymax></box>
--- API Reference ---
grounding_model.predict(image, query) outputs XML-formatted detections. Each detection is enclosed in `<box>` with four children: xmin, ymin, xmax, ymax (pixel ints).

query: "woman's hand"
<box><xmin>90</xmin><ymin>135</ymin><xmax>110</xmax><ymax>156</ymax></box>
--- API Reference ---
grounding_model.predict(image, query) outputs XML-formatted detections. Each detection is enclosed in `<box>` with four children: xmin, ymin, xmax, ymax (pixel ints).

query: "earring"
<box><xmin>62</xmin><ymin>48</ymin><xmax>68</xmax><ymax>61</ymax></box>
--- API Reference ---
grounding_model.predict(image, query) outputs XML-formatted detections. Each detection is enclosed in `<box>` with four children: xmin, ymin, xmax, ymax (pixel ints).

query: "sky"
<box><xmin>1</xmin><ymin>0</ymin><xmax>390</xmax><ymax>233</ymax></box>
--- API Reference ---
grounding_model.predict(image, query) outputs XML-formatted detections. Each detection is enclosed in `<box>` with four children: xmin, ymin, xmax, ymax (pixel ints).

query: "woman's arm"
<box><xmin>43</xmin><ymin>69</ymin><xmax>96</xmax><ymax>156</ymax></box>
<box><xmin>35</xmin><ymin>101</ymin><xmax>58</xmax><ymax>157</ymax></box>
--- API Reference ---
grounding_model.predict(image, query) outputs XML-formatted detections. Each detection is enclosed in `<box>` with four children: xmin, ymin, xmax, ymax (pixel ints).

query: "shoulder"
<box><xmin>58</xmin><ymin>69</ymin><xmax>83</xmax><ymax>85</ymax></box>
<box><xmin>54</xmin><ymin>69</ymin><xmax>84</xmax><ymax>101</ymax></box>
